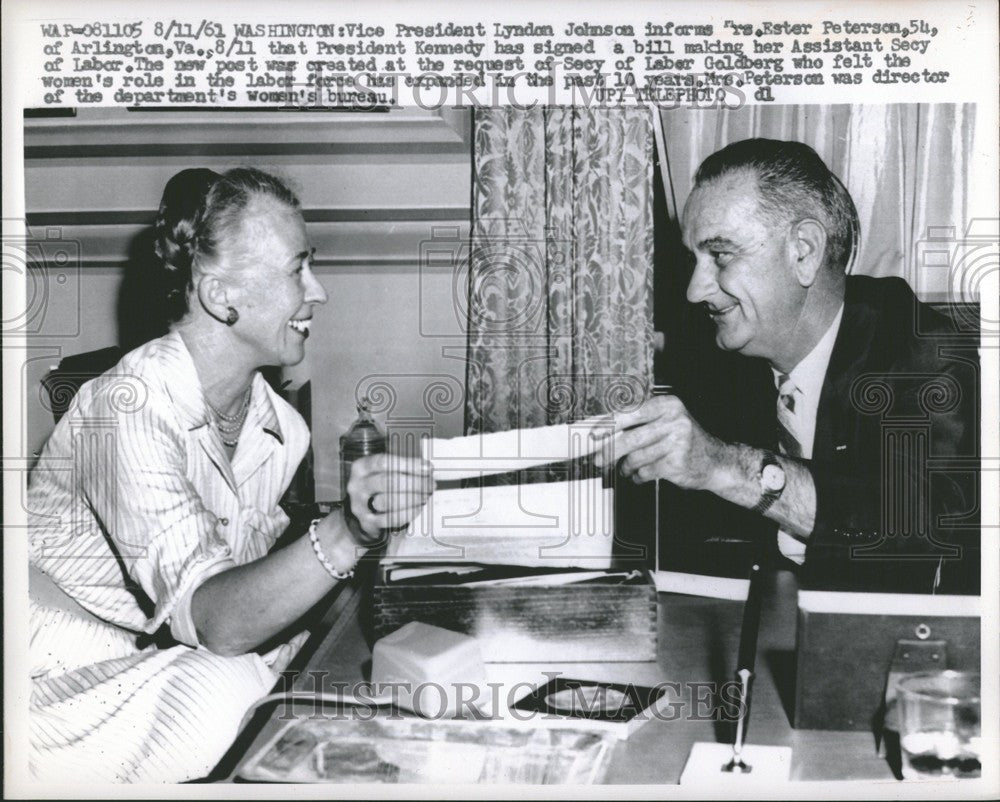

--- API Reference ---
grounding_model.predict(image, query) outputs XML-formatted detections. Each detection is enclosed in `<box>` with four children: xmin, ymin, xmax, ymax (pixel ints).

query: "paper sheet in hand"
<box><xmin>423</xmin><ymin>417</ymin><xmax>616</xmax><ymax>480</ymax></box>
<box><xmin>386</xmin><ymin>478</ymin><xmax>613</xmax><ymax>569</ymax></box>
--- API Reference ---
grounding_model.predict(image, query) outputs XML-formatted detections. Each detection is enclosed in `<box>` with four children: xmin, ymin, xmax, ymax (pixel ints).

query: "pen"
<box><xmin>650</xmin><ymin>385</ymin><xmax>672</xmax><ymax>572</ymax></box>
<box><xmin>724</xmin><ymin>562</ymin><xmax>765</xmax><ymax>773</ymax></box>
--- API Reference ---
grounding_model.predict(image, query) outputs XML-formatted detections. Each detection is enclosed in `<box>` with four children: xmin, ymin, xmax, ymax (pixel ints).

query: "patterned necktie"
<box><xmin>775</xmin><ymin>373</ymin><xmax>807</xmax><ymax>565</ymax></box>
<box><xmin>776</xmin><ymin>373</ymin><xmax>803</xmax><ymax>458</ymax></box>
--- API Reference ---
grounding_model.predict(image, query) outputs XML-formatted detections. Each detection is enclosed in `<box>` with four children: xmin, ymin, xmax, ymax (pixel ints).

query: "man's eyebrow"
<box><xmin>696</xmin><ymin>236</ymin><xmax>739</xmax><ymax>251</ymax></box>
<box><xmin>287</xmin><ymin>247</ymin><xmax>315</xmax><ymax>267</ymax></box>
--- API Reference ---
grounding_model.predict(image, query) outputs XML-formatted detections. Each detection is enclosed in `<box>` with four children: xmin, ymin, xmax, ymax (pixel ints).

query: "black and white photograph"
<box><xmin>3</xmin><ymin>0</ymin><xmax>998</xmax><ymax>796</ymax></box>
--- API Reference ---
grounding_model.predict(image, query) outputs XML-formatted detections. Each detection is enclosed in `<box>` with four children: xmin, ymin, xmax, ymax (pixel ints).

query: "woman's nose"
<box><xmin>304</xmin><ymin>270</ymin><xmax>328</xmax><ymax>305</ymax></box>
<box><xmin>686</xmin><ymin>258</ymin><xmax>718</xmax><ymax>304</ymax></box>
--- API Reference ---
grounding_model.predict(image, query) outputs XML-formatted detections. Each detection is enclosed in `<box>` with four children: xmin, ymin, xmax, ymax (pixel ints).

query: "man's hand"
<box><xmin>595</xmin><ymin>394</ymin><xmax>733</xmax><ymax>493</ymax></box>
<box><xmin>345</xmin><ymin>453</ymin><xmax>434</xmax><ymax>542</ymax></box>
<box><xmin>595</xmin><ymin>394</ymin><xmax>817</xmax><ymax>537</ymax></box>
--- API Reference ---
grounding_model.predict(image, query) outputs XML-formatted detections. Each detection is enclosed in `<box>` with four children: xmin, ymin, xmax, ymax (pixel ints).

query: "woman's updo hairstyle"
<box><xmin>154</xmin><ymin>167</ymin><xmax>301</xmax><ymax>322</ymax></box>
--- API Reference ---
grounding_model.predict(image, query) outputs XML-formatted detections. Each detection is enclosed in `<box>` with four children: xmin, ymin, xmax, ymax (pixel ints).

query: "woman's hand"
<box><xmin>345</xmin><ymin>453</ymin><xmax>434</xmax><ymax>543</ymax></box>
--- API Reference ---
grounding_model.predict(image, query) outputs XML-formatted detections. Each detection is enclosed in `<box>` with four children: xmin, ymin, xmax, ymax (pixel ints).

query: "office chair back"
<box><xmin>41</xmin><ymin>346</ymin><xmax>124</xmax><ymax>423</ymax></box>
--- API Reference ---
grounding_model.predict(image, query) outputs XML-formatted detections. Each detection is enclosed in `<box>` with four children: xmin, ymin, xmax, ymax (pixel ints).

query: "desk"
<box><xmin>232</xmin><ymin>568</ymin><xmax>896</xmax><ymax>784</ymax></box>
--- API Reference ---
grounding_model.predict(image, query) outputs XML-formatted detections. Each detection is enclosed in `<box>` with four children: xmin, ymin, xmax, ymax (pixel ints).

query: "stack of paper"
<box><xmin>385</xmin><ymin>420</ymin><xmax>619</xmax><ymax>569</ymax></box>
<box><xmin>386</xmin><ymin>477</ymin><xmax>614</xmax><ymax>569</ymax></box>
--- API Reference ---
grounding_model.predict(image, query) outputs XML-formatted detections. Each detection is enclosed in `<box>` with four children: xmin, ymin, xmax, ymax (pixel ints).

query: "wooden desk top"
<box><xmin>231</xmin><ymin>568</ymin><xmax>897</xmax><ymax>785</ymax></box>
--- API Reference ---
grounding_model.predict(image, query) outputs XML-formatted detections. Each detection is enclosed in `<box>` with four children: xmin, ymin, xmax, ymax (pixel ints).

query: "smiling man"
<box><xmin>606</xmin><ymin>139</ymin><xmax>979</xmax><ymax>593</ymax></box>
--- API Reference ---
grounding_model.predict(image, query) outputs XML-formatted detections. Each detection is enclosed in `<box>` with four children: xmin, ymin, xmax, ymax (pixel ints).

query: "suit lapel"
<box><xmin>231</xmin><ymin>375</ymin><xmax>285</xmax><ymax>489</ymax></box>
<box><xmin>156</xmin><ymin>332</ymin><xmax>241</xmax><ymax>496</ymax></box>
<box><xmin>196</xmin><ymin>424</ymin><xmax>239</xmax><ymax>496</ymax></box>
<box><xmin>815</xmin><ymin>282</ymin><xmax>878</xmax><ymax>459</ymax></box>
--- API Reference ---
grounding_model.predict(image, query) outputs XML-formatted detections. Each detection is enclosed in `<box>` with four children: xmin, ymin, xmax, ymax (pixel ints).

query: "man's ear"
<box><xmin>195</xmin><ymin>274</ymin><xmax>232</xmax><ymax>324</ymax></box>
<box><xmin>790</xmin><ymin>218</ymin><xmax>827</xmax><ymax>287</ymax></box>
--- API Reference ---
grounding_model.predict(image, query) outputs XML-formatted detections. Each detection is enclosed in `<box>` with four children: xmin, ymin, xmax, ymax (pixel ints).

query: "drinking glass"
<box><xmin>896</xmin><ymin>671</ymin><xmax>981</xmax><ymax>780</ymax></box>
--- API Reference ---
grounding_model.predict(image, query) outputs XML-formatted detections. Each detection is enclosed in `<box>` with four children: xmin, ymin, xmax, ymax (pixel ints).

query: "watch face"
<box><xmin>762</xmin><ymin>463</ymin><xmax>786</xmax><ymax>492</ymax></box>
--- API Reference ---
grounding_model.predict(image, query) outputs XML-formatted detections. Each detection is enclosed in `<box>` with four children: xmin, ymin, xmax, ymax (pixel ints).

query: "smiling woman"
<box><xmin>27</xmin><ymin>167</ymin><xmax>434</xmax><ymax>783</ymax></box>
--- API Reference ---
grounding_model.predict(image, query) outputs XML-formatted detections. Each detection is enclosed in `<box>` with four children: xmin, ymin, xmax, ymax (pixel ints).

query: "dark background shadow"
<box><xmin>117</xmin><ymin>226</ymin><xmax>173</xmax><ymax>351</ymax></box>
<box><xmin>651</xmin><ymin>144</ymin><xmax>779</xmax><ymax>578</ymax></box>
<box><xmin>763</xmin><ymin>647</ymin><xmax>797</xmax><ymax>726</ymax></box>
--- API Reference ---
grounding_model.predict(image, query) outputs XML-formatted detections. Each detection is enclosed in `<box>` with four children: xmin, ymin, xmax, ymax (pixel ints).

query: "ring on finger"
<box><xmin>367</xmin><ymin>493</ymin><xmax>380</xmax><ymax>514</ymax></box>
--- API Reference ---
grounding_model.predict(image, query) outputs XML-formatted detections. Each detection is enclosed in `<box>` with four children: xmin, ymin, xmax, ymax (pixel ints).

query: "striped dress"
<box><xmin>28</xmin><ymin>331</ymin><xmax>311</xmax><ymax>783</ymax></box>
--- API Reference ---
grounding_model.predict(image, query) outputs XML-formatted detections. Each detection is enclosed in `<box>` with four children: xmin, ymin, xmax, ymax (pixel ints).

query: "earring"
<box><xmin>225</xmin><ymin>307</ymin><xmax>239</xmax><ymax>326</ymax></box>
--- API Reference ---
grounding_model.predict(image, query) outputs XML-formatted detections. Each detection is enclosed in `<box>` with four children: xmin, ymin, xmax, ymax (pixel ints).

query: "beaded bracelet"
<box><xmin>308</xmin><ymin>518</ymin><xmax>354</xmax><ymax>580</ymax></box>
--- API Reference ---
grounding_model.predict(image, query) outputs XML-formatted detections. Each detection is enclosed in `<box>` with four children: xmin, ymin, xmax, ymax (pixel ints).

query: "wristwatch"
<box><xmin>751</xmin><ymin>452</ymin><xmax>786</xmax><ymax>515</ymax></box>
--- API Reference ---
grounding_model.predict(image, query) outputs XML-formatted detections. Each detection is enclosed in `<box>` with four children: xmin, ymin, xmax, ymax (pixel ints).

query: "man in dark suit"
<box><xmin>604</xmin><ymin>138</ymin><xmax>979</xmax><ymax>594</ymax></box>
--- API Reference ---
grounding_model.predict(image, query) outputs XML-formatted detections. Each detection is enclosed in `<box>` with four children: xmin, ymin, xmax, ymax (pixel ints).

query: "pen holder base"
<box><xmin>680</xmin><ymin>743</ymin><xmax>792</xmax><ymax>784</ymax></box>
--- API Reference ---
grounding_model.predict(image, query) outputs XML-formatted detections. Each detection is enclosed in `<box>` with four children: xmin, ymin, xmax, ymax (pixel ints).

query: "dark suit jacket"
<box><xmin>800</xmin><ymin>275</ymin><xmax>980</xmax><ymax>593</ymax></box>
<box><xmin>658</xmin><ymin>275</ymin><xmax>980</xmax><ymax>594</ymax></box>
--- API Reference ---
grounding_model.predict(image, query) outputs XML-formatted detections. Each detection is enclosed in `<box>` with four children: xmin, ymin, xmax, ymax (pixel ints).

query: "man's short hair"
<box><xmin>694</xmin><ymin>138</ymin><xmax>860</xmax><ymax>273</ymax></box>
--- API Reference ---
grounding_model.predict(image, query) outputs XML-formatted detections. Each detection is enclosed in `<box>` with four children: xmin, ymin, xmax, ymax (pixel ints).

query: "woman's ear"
<box><xmin>195</xmin><ymin>274</ymin><xmax>233</xmax><ymax>325</ymax></box>
<box><xmin>790</xmin><ymin>218</ymin><xmax>827</xmax><ymax>288</ymax></box>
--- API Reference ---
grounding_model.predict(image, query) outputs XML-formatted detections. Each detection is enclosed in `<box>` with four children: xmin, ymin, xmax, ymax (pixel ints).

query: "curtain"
<box><xmin>657</xmin><ymin>104</ymin><xmax>975</xmax><ymax>300</ymax></box>
<box><xmin>465</xmin><ymin>108</ymin><xmax>655</xmax><ymax>436</ymax></box>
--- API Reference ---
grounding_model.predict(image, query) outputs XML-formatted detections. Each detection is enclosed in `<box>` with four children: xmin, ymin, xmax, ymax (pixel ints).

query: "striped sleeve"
<box><xmin>74</xmin><ymin>380</ymin><xmax>237</xmax><ymax>642</ymax></box>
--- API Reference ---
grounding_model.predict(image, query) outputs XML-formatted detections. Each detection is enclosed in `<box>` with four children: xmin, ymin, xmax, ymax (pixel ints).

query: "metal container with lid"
<box><xmin>340</xmin><ymin>400</ymin><xmax>386</xmax><ymax>502</ymax></box>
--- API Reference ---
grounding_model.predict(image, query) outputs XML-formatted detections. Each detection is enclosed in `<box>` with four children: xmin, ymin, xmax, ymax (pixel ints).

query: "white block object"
<box><xmin>680</xmin><ymin>742</ymin><xmax>793</xmax><ymax>785</ymax></box>
<box><xmin>370</xmin><ymin>621</ymin><xmax>488</xmax><ymax>719</ymax></box>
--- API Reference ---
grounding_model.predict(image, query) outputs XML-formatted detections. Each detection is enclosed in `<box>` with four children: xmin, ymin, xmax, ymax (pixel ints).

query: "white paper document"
<box><xmin>652</xmin><ymin>571</ymin><xmax>751</xmax><ymax>601</ymax></box>
<box><xmin>385</xmin><ymin>478</ymin><xmax>614</xmax><ymax>568</ymax></box>
<box><xmin>422</xmin><ymin>417</ymin><xmax>617</xmax><ymax>480</ymax></box>
<box><xmin>460</xmin><ymin>570</ymin><xmax>639</xmax><ymax>588</ymax></box>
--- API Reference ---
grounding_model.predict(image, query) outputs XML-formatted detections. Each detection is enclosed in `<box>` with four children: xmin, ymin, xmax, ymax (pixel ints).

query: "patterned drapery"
<box><xmin>465</xmin><ymin>108</ymin><xmax>655</xmax><ymax>436</ymax></box>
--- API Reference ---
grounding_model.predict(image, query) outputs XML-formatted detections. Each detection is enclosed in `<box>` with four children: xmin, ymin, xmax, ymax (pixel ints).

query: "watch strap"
<box><xmin>751</xmin><ymin>452</ymin><xmax>784</xmax><ymax>515</ymax></box>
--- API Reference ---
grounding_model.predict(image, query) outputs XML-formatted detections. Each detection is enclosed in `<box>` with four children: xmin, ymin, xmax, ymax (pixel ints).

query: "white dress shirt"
<box><xmin>771</xmin><ymin>305</ymin><xmax>844</xmax><ymax>563</ymax></box>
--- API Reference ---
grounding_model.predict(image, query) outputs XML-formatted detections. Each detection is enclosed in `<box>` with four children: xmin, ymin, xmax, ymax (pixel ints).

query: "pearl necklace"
<box><xmin>208</xmin><ymin>387</ymin><xmax>251</xmax><ymax>447</ymax></box>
